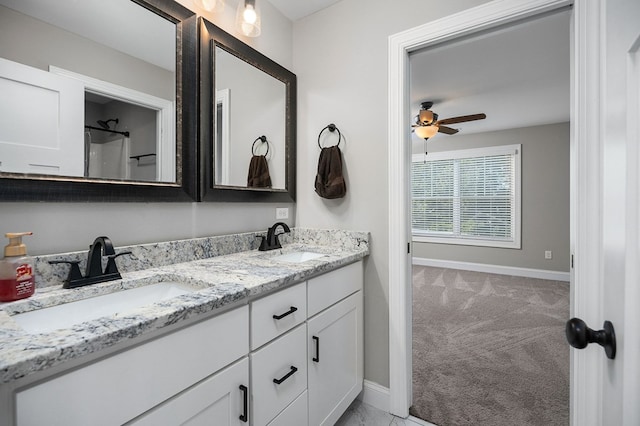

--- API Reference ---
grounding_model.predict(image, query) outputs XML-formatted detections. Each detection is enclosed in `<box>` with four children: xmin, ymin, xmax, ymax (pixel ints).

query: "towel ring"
<box><xmin>317</xmin><ymin>123</ymin><xmax>341</xmax><ymax>149</ymax></box>
<box><xmin>252</xmin><ymin>135</ymin><xmax>269</xmax><ymax>156</ymax></box>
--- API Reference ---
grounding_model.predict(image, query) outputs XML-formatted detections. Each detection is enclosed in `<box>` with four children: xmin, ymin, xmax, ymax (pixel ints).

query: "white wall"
<box><xmin>293</xmin><ymin>0</ymin><xmax>491</xmax><ymax>388</ymax></box>
<box><xmin>0</xmin><ymin>0</ymin><xmax>294</xmax><ymax>256</ymax></box>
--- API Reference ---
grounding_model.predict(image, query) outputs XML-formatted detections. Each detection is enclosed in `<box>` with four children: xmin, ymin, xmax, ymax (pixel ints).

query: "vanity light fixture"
<box><xmin>194</xmin><ymin>0</ymin><xmax>225</xmax><ymax>13</ymax></box>
<box><xmin>236</xmin><ymin>0</ymin><xmax>261</xmax><ymax>37</ymax></box>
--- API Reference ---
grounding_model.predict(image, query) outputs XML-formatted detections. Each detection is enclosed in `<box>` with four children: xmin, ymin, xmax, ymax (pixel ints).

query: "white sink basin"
<box><xmin>272</xmin><ymin>251</ymin><xmax>325</xmax><ymax>263</ymax></box>
<box><xmin>12</xmin><ymin>282</ymin><xmax>195</xmax><ymax>334</ymax></box>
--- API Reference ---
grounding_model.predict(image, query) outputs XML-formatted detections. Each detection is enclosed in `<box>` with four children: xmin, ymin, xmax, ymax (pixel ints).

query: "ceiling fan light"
<box><xmin>415</xmin><ymin>125</ymin><xmax>438</xmax><ymax>139</ymax></box>
<box><xmin>418</xmin><ymin>109</ymin><xmax>434</xmax><ymax>124</ymax></box>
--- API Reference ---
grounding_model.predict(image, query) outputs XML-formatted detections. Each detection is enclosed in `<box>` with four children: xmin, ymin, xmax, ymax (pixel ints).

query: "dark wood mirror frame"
<box><xmin>0</xmin><ymin>0</ymin><xmax>198</xmax><ymax>202</ymax></box>
<box><xmin>199</xmin><ymin>18</ymin><xmax>296</xmax><ymax>202</ymax></box>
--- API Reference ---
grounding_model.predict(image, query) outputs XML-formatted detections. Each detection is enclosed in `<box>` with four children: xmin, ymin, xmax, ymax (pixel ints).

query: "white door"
<box><xmin>0</xmin><ymin>58</ymin><xmax>84</xmax><ymax>176</ymax></box>
<box><xmin>570</xmin><ymin>0</ymin><xmax>640</xmax><ymax>424</ymax></box>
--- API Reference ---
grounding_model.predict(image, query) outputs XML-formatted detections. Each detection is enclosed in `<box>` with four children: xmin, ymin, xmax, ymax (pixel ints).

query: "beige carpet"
<box><xmin>410</xmin><ymin>266</ymin><xmax>570</xmax><ymax>426</ymax></box>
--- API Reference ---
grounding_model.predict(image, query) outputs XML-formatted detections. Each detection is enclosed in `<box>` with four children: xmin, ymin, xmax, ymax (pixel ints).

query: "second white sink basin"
<box><xmin>272</xmin><ymin>251</ymin><xmax>325</xmax><ymax>263</ymax></box>
<box><xmin>12</xmin><ymin>282</ymin><xmax>196</xmax><ymax>334</ymax></box>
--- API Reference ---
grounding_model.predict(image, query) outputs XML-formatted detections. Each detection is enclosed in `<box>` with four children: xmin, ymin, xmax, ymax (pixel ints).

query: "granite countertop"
<box><xmin>0</xmin><ymin>229</ymin><xmax>369</xmax><ymax>384</ymax></box>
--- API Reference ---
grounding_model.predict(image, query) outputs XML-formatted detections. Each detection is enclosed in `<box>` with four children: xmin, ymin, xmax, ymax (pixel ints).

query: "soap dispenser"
<box><xmin>0</xmin><ymin>232</ymin><xmax>35</xmax><ymax>302</ymax></box>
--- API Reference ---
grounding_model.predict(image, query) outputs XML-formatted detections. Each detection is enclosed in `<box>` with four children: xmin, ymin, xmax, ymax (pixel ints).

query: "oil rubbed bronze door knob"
<box><xmin>565</xmin><ymin>317</ymin><xmax>616</xmax><ymax>359</ymax></box>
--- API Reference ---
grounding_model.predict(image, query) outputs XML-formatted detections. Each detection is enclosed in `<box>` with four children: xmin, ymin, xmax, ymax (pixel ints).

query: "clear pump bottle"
<box><xmin>0</xmin><ymin>232</ymin><xmax>35</xmax><ymax>302</ymax></box>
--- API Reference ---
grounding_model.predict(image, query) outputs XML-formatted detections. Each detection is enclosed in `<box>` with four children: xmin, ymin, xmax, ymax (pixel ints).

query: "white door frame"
<box><xmin>387</xmin><ymin>0</ymin><xmax>603</xmax><ymax>424</ymax></box>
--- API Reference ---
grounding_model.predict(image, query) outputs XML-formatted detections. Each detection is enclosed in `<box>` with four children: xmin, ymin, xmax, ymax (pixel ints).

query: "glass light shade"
<box><xmin>236</xmin><ymin>0</ymin><xmax>261</xmax><ymax>37</ymax></box>
<box><xmin>418</xmin><ymin>109</ymin><xmax>434</xmax><ymax>124</ymax></box>
<box><xmin>194</xmin><ymin>0</ymin><xmax>225</xmax><ymax>13</ymax></box>
<box><xmin>415</xmin><ymin>125</ymin><xmax>438</xmax><ymax>139</ymax></box>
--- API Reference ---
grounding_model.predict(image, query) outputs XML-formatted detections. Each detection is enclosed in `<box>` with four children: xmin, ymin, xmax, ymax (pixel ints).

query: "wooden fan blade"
<box><xmin>437</xmin><ymin>113</ymin><xmax>486</xmax><ymax>126</ymax></box>
<box><xmin>438</xmin><ymin>125</ymin><xmax>459</xmax><ymax>135</ymax></box>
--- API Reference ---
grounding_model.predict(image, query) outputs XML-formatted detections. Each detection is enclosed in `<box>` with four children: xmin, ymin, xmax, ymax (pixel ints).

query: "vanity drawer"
<box><xmin>15</xmin><ymin>305</ymin><xmax>249</xmax><ymax>426</ymax></box>
<box><xmin>267</xmin><ymin>390</ymin><xmax>308</xmax><ymax>426</ymax></box>
<box><xmin>251</xmin><ymin>282</ymin><xmax>306</xmax><ymax>350</ymax></box>
<box><xmin>251</xmin><ymin>324</ymin><xmax>307</xmax><ymax>426</ymax></box>
<box><xmin>307</xmin><ymin>261</ymin><xmax>363</xmax><ymax>317</ymax></box>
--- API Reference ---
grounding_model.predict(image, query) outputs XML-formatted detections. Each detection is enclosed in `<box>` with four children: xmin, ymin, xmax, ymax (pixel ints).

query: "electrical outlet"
<box><xmin>276</xmin><ymin>207</ymin><xmax>289</xmax><ymax>220</ymax></box>
<box><xmin>545</xmin><ymin>250</ymin><xmax>553</xmax><ymax>260</ymax></box>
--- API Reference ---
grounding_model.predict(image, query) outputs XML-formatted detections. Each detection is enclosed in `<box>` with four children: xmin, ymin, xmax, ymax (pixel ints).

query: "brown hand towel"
<box><xmin>247</xmin><ymin>155</ymin><xmax>272</xmax><ymax>188</ymax></box>
<box><xmin>315</xmin><ymin>145</ymin><xmax>346</xmax><ymax>199</ymax></box>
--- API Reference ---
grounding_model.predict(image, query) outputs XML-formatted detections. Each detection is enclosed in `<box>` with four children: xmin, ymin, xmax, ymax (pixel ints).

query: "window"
<box><xmin>411</xmin><ymin>144</ymin><xmax>521</xmax><ymax>248</ymax></box>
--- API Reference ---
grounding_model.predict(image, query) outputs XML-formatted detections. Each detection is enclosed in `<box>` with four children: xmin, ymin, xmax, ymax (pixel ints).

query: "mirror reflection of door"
<box><xmin>215</xmin><ymin>89</ymin><xmax>231</xmax><ymax>185</ymax></box>
<box><xmin>214</xmin><ymin>45</ymin><xmax>287</xmax><ymax>189</ymax></box>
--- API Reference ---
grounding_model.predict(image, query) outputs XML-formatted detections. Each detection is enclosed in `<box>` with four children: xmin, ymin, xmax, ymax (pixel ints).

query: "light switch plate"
<box><xmin>545</xmin><ymin>250</ymin><xmax>552</xmax><ymax>259</ymax></box>
<box><xmin>276</xmin><ymin>207</ymin><xmax>289</xmax><ymax>219</ymax></box>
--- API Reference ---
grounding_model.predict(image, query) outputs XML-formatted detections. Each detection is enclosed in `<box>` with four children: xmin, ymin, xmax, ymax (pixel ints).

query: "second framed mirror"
<box><xmin>199</xmin><ymin>18</ymin><xmax>296</xmax><ymax>202</ymax></box>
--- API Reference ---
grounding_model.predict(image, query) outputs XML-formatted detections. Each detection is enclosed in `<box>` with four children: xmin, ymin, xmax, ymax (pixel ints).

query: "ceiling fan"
<box><xmin>412</xmin><ymin>101</ymin><xmax>486</xmax><ymax>139</ymax></box>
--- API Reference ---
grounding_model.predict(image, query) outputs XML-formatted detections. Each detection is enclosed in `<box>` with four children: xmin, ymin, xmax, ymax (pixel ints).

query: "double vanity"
<box><xmin>0</xmin><ymin>228</ymin><xmax>369</xmax><ymax>426</ymax></box>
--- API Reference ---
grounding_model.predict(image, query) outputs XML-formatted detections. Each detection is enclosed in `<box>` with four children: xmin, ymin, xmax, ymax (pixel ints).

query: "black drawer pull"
<box><xmin>273</xmin><ymin>366</ymin><xmax>298</xmax><ymax>384</ymax></box>
<box><xmin>312</xmin><ymin>336</ymin><xmax>320</xmax><ymax>362</ymax></box>
<box><xmin>272</xmin><ymin>306</ymin><xmax>298</xmax><ymax>320</ymax></box>
<box><xmin>239</xmin><ymin>385</ymin><xmax>248</xmax><ymax>422</ymax></box>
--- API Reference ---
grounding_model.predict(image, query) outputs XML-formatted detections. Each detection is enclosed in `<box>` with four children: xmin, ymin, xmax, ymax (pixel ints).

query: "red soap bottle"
<box><xmin>0</xmin><ymin>232</ymin><xmax>35</xmax><ymax>302</ymax></box>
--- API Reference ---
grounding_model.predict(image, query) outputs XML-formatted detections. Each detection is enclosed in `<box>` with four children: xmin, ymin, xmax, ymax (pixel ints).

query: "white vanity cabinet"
<box><xmin>6</xmin><ymin>259</ymin><xmax>364</xmax><ymax>426</ymax></box>
<box><xmin>249</xmin><ymin>260</ymin><xmax>363</xmax><ymax>426</ymax></box>
<box><xmin>14</xmin><ymin>306</ymin><xmax>249</xmax><ymax>426</ymax></box>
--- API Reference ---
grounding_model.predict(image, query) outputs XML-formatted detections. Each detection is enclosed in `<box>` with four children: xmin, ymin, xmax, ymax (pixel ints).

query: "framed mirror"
<box><xmin>0</xmin><ymin>0</ymin><xmax>197</xmax><ymax>201</ymax></box>
<box><xmin>200</xmin><ymin>18</ymin><xmax>296</xmax><ymax>202</ymax></box>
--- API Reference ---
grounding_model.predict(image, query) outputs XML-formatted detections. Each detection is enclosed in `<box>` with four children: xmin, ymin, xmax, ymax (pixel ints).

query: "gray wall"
<box><xmin>411</xmin><ymin>123</ymin><xmax>570</xmax><ymax>272</ymax></box>
<box><xmin>293</xmin><ymin>0</ymin><xmax>491</xmax><ymax>388</ymax></box>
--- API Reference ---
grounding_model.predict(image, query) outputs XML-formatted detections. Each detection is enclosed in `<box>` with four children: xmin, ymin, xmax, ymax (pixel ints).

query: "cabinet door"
<box><xmin>129</xmin><ymin>357</ymin><xmax>250</xmax><ymax>426</ymax></box>
<box><xmin>307</xmin><ymin>291</ymin><xmax>363</xmax><ymax>426</ymax></box>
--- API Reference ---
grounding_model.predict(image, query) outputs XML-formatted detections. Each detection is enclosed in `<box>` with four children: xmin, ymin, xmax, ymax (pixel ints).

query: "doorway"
<box><xmin>406</xmin><ymin>10</ymin><xmax>571</xmax><ymax>424</ymax></box>
<box><xmin>386</xmin><ymin>0</ymin><xmax>579</xmax><ymax>420</ymax></box>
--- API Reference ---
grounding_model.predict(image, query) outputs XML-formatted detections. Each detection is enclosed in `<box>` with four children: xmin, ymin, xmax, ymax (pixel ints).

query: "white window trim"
<box><xmin>411</xmin><ymin>144</ymin><xmax>522</xmax><ymax>249</ymax></box>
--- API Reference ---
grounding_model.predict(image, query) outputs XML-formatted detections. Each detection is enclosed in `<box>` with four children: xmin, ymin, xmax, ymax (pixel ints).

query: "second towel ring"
<box><xmin>317</xmin><ymin>123</ymin><xmax>341</xmax><ymax>149</ymax></box>
<box><xmin>252</xmin><ymin>135</ymin><xmax>269</xmax><ymax>156</ymax></box>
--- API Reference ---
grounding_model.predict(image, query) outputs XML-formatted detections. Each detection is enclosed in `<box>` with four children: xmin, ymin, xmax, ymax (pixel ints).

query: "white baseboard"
<box><xmin>412</xmin><ymin>257</ymin><xmax>570</xmax><ymax>282</ymax></box>
<box><xmin>359</xmin><ymin>380</ymin><xmax>390</xmax><ymax>412</ymax></box>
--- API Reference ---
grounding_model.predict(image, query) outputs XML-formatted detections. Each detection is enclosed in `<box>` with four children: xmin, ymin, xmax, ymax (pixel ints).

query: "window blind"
<box><xmin>411</xmin><ymin>145</ymin><xmax>520</xmax><ymax>247</ymax></box>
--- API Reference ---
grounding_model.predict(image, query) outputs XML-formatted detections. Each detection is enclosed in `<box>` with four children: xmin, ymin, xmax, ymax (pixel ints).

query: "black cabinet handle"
<box><xmin>312</xmin><ymin>336</ymin><xmax>320</xmax><ymax>362</ymax></box>
<box><xmin>239</xmin><ymin>385</ymin><xmax>248</xmax><ymax>422</ymax></box>
<box><xmin>273</xmin><ymin>366</ymin><xmax>298</xmax><ymax>384</ymax></box>
<box><xmin>272</xmin><ymin>306</ymin><xmax>298</xmax><ymax>320</ymax></box>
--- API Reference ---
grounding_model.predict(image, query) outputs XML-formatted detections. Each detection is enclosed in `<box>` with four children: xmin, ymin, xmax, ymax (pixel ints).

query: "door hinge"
<box><xmin>408</xmin><ymin>242</ymin><xmax>411</xmax><ymax>254</ymax></box>
<box><xmin>571</xmin><ymin>254</ymin><xmax>574</xmax><ymax>269</ymax></box>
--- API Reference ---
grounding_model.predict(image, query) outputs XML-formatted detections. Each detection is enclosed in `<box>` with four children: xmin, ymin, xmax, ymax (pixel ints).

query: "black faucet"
<box><xmin>259</xmin><ymin>222</ymin><xmax>291</xmax><ymax>251</ymax></box>
<box><xmin>49</xmin><ymin>236</ymin><xmax>131</xmax><ymax>289</ymax></box>
<box><xmin>86</xmin><ymin>236</ymin><xmax>116</xmax><ymax>279</ymax></box>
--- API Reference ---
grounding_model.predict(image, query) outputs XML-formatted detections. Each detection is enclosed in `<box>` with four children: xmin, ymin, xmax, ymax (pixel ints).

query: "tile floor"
<box><xmin>335</xmin><ymin>399</ymin><xmax>436</xmax><ymax>426</ymax></box>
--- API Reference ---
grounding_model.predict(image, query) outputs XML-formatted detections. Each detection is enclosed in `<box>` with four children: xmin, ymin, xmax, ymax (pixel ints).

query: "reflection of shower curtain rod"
<box><xmin>84</xmin><ymin>125</ymin><xmax>130</xmax><ymax>137</ymax></box>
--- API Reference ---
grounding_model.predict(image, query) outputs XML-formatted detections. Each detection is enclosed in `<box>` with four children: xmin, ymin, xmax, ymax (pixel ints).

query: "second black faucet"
<box><xmin>259</xmin><ymin>223</ymin><xmax>291</xmax><ymax>251</ymax></box>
